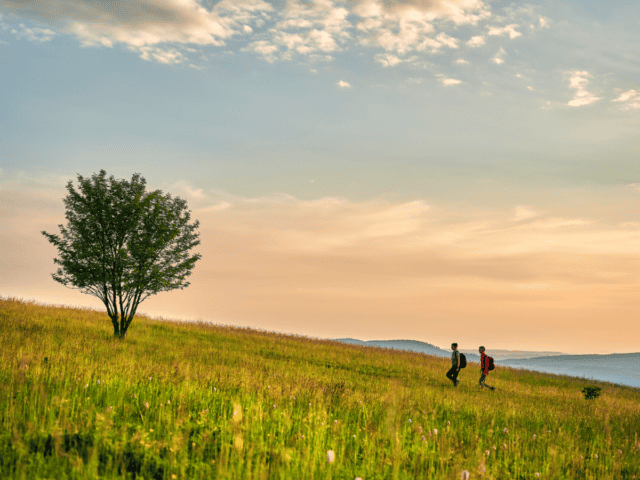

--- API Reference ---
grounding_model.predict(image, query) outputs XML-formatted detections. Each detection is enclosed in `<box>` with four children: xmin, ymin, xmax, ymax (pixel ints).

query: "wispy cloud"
<box><xmin>467</xmin><ymin>35</ymin><xmax>485</xmax><ymax>47</ymax></box>
<box><xmin>487</xmin><ymin>23</ymin><xmax>522</xmax><ymax>39</ymax></box>
<box><xmin>337</xmin><ymin>79</ymin><xmax>351</xmax><ymax>88</ymax></box>
<box><xmin>492</xmin><ymin>47</ymin><xmax>506</xmax><ymax>64</ymax></box>
<box><xmin>9</xmin><ymin>23</ymin><xmax>57</xmax><ymax>43</ymax></box>
<box><xmin>440</xmin><ymin>77</ymin><xmax>462</xmax><ymax>86</ymax></box>
<box><xmin>612</xmin><ymin>89</ymin><xmax>640</xmax><ymax>110</ymax></box>
<box><xmin>512</xmin><ymin>205</ymin><xmax>537</xmax><ymax>221</ymax></box>
<box><xmin>566</xmin><ymin>71</ymin><xmax>601</xmax><ymax>107</ymax></box>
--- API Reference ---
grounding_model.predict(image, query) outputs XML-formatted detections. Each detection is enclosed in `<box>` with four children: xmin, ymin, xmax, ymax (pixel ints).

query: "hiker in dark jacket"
<box><xmin>446</xmin><ymin>343</ymin><xmax>461</xmax><ymax>387</ymax></box>
<box><xmin>479</xmin><ymin>346</ymin><xmax>495</xmax><ymax>390</ymax></box>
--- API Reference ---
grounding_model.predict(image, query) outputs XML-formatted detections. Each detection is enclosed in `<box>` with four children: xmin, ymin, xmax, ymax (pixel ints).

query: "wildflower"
<box><xmin>478</xmin><ymin>463</ymin><xmax>486</xmax><ymax>475</ymax></box>
<box><xmin>321</xmin><ymin>422</ymin><xmax>324</xmax><ymax>426</ymax></box>
<box><xmin>85</xmin><ymin>384</ymin><xmax>88</xmax><ymax>388</ymax></box>
<box><xmin>335</xmin><ymin>420</ymin><xmax>338</xmax><ymax>424</ymax></box>
<box><xmin>595</xmin><ymin>454</ymin><xmax>598</xmax><ymax>459</ymax></box>
<box><xmin>485</xmin><ymin>450</ymin><xmax>490</xmax><ymax>456</ymax></box>
<box><xmin>167</xmin><ymin>400</ymin><xmax>171</xmax><ymax>404</ymax></box>
<box><xmin>133</xmin><ymin>394</ymin><xmax>137</xmax><ymax>398</ymax></box>
<box><xmin>144</xmin><ymin>402</ymin><xmax>149</xmax><ymax>409</ymax></box>
<box><xmin>418</xmin><ymin>427</ymin><xmax>423</xmax><ymax>434</ymax></box>
<box><xmin>492</xmin><ymin>446</ymin><xmax>496</xmax><ymax>450</ymax></box>
<box><xmin>433</xmin><ymin>429</ymin><xmax>438</xmax><ymax>436</ymax></box>
<box><xmin>618</xmin><ymin>449</ymin><xmax>623</xmax><ymax>454</ymax></box>
<box><xmin>503</xmin><ymin>443</ymin><xmax>507</xmax><ymax>450</ymax></box>
<box><xmin>327</xmin><ymin>450</ymin><xmax>335</xmax><ymax>463</ymax></box>
<box><xmin>273</xmin><ymin>405</ymin><xmax>276</xmax><ymax>409</ymax></box>
<box><xmin>356</xmin><ymin>478</ymin><xmax>363</xmax><ymax>480</ymax></box>
<box><xmin>533</xmin><ymin>434</ymin><xmax>536</xmax><ymax>440</ymax></box>
<box><xmin>447</xmin><ymin>420</ymin><xmax>450</xmax><ymax>426</ymax></box>
<box><xmin>214</xmin><ymin>388</ymin><xmax>216</xmax><ymax>392</ymax></box>
<box><xmin>461</xmin><ymin>471</ymin><xmax>470</xmax><ymax>480</ymax></box>
<box><xmin>97</xmin><ymin>380</ymin><xmax>100</xmax><ymax>385</ymax></box>
<box><xmin>504</xmin><ymin>428</ymin><xmax>508</xmax><ymax>434</ymax></box>
<box><xmin>149</xmin><ymin>377</ymin><xmax>151</xmax><ymax>381</ymax></box>
<box><xmin>421</xmin><ymin>435</ymin><xmax>426</xmax><ymax>441</ymax></box>
<box><xmin>535</xmin><ymin>474</ymin><xmax>540</xmax><ymax>478</ymax></box>
<box><xmin>408</xmin><ymin>419</ymin><xmax>412</xmax><ymax>423</ymax></box>
<box><xmin>160</xmin><ymin>403</ymin><xmax>164</xmax><ymax>407</ymax></box>
<box><xmin>353</xmin><ymin>435</ymin><xmax>356</xmax><ymax>438</ymax></box>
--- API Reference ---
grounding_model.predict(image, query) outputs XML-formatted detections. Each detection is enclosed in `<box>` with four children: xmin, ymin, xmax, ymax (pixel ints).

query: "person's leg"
<box><xmin>452</xmin><ymin>368</ymin><xmax>459</xmax><ymax>386</ymax></box>
<box><xmin>480</xmin><ymin>373</ymin><xmax>494</xmax><ymax>390</ymax></box>
<box><xmin>446</xmin><ymin>367</ymin><xmax>456</xmax><ymax>383</ymax></box>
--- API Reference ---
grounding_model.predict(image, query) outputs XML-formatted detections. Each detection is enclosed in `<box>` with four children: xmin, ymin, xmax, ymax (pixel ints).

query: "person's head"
<box><xmin>479</xmin><ymin>346</ymin><xmax>485</xmax><ymax>353</ymax></box>
<box><xmin>451</xmin><ymin>343</ymin><xmax>458</xmax><ymax>350</ymax></box>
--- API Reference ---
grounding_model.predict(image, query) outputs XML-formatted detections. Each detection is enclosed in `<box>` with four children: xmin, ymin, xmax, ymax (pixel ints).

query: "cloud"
<box><xmin>512</xmin><ymin>205</ymin><xmax>537</xmax><ymax>221</ymax></box>
<box><xmin>243</xmin><ymin>40</ymin><xmax>279</xmax><ymax>62</ymax></box>
<box><xmin>9</xmin><ymin>23</ymin><xmax>57</xmax><ymax>43</ymax></box>
<box><xmin>375</xmin><ymin>52</ymin><xmax>404</xmax><ymax>67</ymax></box>
<box><xmin>441</xmin><ymin>77</ymin><xmax>462</xmax><ymax>86</ymax></box>
<box><xmin>565</xmin><ymin>71</ymin><xmax>601</xmax><ymax>107</ymax></box>
<box><xmin>135</xmin><ymin>45</ymin><xmax>188</xmax><ymax>65</ymax></box>
<box><xmin>337</xmin><ymin>80</ymin><xmax>351</xmax><ymax>88</ymax></box>
<box><xmin>612</xmin><ymin>89</ymin><xmax>640</xmax><ymax>110</ymax></box>
<box><xmin>467</xmin><ymin>35</ymin><xmax>485</xmax><ymax>47</ymax></box>
<box><xmin>353</xmin><ymin>0</ymin><xmax>487</xmax><ymax>55</ymax></box>
<box><xmin>0</xmin><ymin>0</ymin><xmax>273</xmax><ymax>57</ymax></box>
<box><xmin>492</xmin><ymin>47</ymin><xmax>506</xmax><ymax>64</ymax></box>
<box><xmin>455</xmin><ymin>58</ymin><xmax>468</xmax><ymax>64</ymax></box>
<box><xmin>487</xmin><ymin>23</ymin><xmax>522</xmax><ymax>39</ymax></box>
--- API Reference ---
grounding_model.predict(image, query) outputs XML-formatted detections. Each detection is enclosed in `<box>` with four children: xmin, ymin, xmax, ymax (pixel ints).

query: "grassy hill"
<box><xmin>1</xmin><ymin>296</ymin><xmax>639</xmax><ymax>479</ymax></box>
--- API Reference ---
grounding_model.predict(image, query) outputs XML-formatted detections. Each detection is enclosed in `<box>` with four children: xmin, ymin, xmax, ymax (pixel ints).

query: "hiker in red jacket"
<box><xmin>479</xmin><ymin>346</ymin><xmax>495</xmax><ymax>391</ymax></box>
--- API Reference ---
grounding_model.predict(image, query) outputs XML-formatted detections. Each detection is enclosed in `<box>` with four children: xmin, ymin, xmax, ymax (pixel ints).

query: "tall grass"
<box><xmin>1</xmin><ymin>295</ymin><xmax>639</xmax><ymax>479</ymax></box>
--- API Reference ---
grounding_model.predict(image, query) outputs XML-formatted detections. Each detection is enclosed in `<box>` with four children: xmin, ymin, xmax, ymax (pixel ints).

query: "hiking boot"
<box><xmin>455</xmin><ymin>380</ymin><xmax>460</xmax><ymax>387</ymax></box>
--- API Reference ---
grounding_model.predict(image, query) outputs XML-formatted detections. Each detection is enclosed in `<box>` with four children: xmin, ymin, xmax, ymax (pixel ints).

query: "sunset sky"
<box><xmin>1</xmin><ymin>0</ymin><xmax>639</xmax><ymax>354</ymax></box>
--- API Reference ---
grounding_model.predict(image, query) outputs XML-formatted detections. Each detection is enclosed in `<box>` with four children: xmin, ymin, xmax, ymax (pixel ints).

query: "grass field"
<box><xmin>1</xmin><ymin>296</ymin><xmax>639</xmax><ymax>479</ymax></box>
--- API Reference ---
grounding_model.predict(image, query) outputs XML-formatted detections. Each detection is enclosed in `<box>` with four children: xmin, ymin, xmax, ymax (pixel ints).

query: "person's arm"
<box><xmin>456</xmin><ymin>351</ymin><xmax>460</xmax><ymax>370</ymax></box>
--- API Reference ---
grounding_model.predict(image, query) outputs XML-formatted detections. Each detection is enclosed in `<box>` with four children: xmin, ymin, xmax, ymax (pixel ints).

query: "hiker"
<box><xmin>479</xmin><ymin>346</ymin><xmax>495</xmax><ymax>390</ymax></box>
<box><xmin>446</xmin><ymin>343</ymin><xmax>461</xmax><ymax>387</ymax></box>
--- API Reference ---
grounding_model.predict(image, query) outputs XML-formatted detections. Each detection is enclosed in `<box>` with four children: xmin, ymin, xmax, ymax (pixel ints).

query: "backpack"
<box><xmin>487</xmin><ymin>356</ymin><xmax>495</xmax><ymax>371</ymax></box>
<box><xmin>459</xmin><ymin>353</ymin><xmax>467</xmax><ymax>369</ymax></box>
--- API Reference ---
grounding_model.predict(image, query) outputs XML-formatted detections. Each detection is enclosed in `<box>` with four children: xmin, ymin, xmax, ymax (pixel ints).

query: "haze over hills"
<box><xmin>334</xmin><ymin>338</ymin><xmax>482</xmax><ymax>362</ymax></box>
<box><xmin>333</xmin><ymin>339</ymin><xmax>640</xmax><ymax>389</ymax></box>
<box><xmin>460</xmin><ymin>349</ymin><xmax>568</xmax><ymax>361</ymax></box>
<box><xmin>501</xmin><ymin>354</ymin><xmax>640</xmax><ymax>389</ymax></box>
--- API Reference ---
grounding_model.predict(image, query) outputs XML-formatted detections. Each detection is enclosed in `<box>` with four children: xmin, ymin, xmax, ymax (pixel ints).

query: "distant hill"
<box><xmin>333</xmin><ymin>338</ymin><xmax>481</xmax><ymax>363</ymax></box>
<box><xmin>334</xmin><ymin>339</ymin><xmax>640</xmax><ymax>389</ymax></box>
<box><xmin>500</xmin><ymin>353</ymin><xmax>640</xmax><ymax>388</ymax></box>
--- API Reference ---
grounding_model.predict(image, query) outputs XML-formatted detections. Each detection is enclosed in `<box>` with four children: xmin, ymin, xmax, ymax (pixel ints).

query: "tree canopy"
<box><xmin>41</xmin><ymin>170</ymin><xmax>202</xmax><ymax>338</ymax></box>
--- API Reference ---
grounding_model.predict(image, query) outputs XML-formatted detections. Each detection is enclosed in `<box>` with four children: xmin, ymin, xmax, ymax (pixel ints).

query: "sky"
<box><xmin>1</xmin><ymin>0</ymin><xmax>639</xmax><ymax>355</ymax></box>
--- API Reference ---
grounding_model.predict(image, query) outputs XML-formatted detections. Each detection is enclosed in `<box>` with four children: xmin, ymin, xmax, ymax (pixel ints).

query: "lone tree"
<box><xmin>42</xmin><ymin>170</ymin><xmax>202</xmax><ymax>338</ymax></box>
